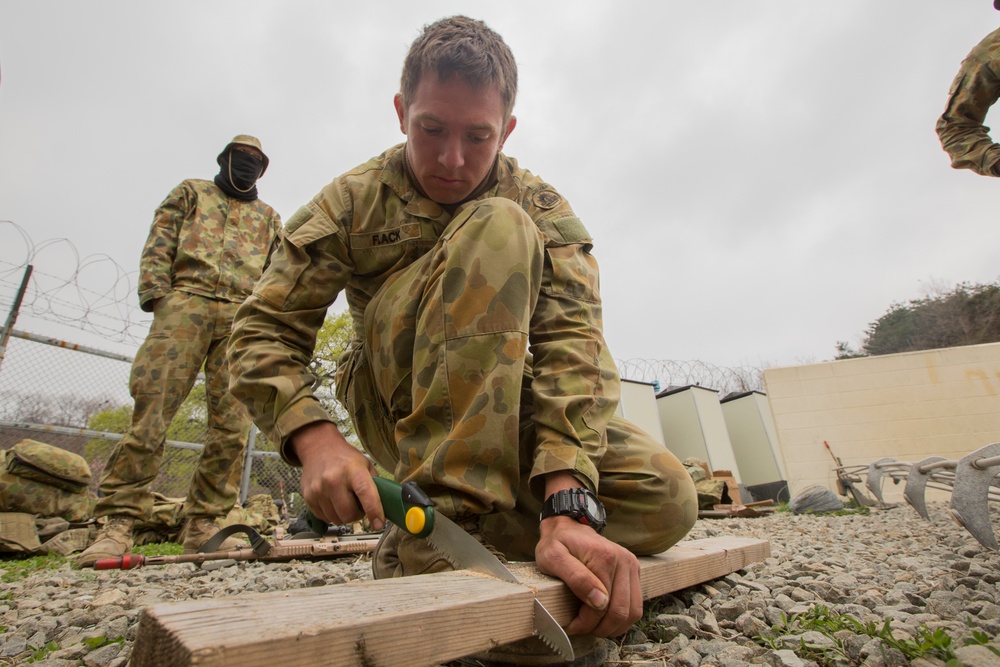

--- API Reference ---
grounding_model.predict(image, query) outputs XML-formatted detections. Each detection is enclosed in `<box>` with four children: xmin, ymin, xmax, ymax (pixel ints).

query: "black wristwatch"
<box><xmin>540</xmin><ymin>488</ymin><xmax>607</xmax><ymax>534</ymax></box>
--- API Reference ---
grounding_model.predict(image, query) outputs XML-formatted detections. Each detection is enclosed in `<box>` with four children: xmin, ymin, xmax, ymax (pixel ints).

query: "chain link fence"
<box><xmin>0</xmin><ymin>330</ymin><xmax>306</xmax><ymax>517</ymax></box>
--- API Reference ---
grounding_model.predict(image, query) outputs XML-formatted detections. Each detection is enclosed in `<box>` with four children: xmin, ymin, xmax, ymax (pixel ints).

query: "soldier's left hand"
<box><xmin>535</xmin><ymin>516</ymin><xmax>641</xmax><ymax>637</ymax></box>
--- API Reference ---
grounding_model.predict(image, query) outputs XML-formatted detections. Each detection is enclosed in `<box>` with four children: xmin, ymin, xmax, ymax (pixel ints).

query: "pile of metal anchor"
<box><xmin>833</xmin><ymin>441</ymin><xmax>1000</xmax><ymax>551</ymax></box>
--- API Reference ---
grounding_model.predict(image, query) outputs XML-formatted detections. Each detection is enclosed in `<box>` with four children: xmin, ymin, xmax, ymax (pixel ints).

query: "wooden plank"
<box><xmin>130</xmin><ymin>536</ymin><xmax>769</xmax><ymax>667</ymax></box>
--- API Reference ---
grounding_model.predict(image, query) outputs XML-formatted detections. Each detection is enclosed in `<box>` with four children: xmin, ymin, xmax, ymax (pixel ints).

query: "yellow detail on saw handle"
<box><xmin>373</xmin><ymin>476</ymin><xmax>435</xmax><ymax>538</ymax></box>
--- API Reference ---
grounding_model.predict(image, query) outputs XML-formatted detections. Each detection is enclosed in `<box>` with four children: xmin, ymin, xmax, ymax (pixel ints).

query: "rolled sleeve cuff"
<box><xmin>274</xmin><ymin>396</ymin><xmax>336</xmax><ymax>466</ymax></box>
<box><xmin>528</xmin><ymin>444</ymin><xmax>600</xmax><ymax>499</ymax></box>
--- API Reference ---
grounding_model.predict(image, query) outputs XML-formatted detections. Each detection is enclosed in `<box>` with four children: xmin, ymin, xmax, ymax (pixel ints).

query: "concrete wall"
<box><xmin>762</xmin><ymin>342</ymin><xmax>1000</xmax><ymax>503</ymax></box>
<box><xmin>616</xmin><ymin>379</ymin><xmax>665</xmax><ymax>445</ymax></box>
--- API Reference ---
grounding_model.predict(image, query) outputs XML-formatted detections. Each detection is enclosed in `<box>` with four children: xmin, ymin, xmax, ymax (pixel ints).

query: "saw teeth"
<box><xmin>537</xmin><ymin>634</ymin><xmax>557</xmax><ymax>653</ymax></box>
<box><xmin>536</xmin><ymin>633</ymin><xmax>571</xmax><ymax>659</ymax></box>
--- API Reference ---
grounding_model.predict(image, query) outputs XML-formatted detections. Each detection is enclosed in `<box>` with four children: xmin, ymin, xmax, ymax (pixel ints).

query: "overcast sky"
<box><xmin>2</xmin><ymin>1</ymin><xmax>1000</xmax><ymax>372</ymax></box>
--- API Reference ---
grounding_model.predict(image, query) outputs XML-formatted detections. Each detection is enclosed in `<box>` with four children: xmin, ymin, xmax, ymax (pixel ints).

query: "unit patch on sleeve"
<box><xmin>532</xmin><ymin>189</ymin><xmax>562</xmax><ymax>210</ymax></box>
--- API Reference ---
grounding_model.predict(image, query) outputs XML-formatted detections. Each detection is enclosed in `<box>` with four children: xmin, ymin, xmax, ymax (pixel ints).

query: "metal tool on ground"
<box><xmin>93</xmin><ymin>525</ymin><xmax>379</xmax><ymax>570</ymax></box>
<box><xmin>833</xmin><ymin>441</ymin><xmax>1000</xmax><ymax>550</ymax></box>
<box><xmin>950</xmin><ymin>442</ymin><xmax>1000</xmax><ymax>551</ymax></box>
<box><xmin>825</xmin><ymin>440</ymin><xmax>878</xmax><ymax>507</ymax></box>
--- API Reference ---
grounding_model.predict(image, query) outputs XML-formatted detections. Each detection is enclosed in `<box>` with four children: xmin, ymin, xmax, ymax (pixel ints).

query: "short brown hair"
<box><xmin>400</xmin><ymin>16</ymin><xmax>518</xmax><ymax>120</ymax></box>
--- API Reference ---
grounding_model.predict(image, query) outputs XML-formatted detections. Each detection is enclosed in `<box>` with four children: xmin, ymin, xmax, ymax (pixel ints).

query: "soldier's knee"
<box><xmin>630</xmin><ymin>470</ymin><xmax>699</xmax><ymax>556</ymax></box>
<box><xmin>450</xmin><ymin>198</ymin><xmax>542</xmax><ymax>250</ymax></box>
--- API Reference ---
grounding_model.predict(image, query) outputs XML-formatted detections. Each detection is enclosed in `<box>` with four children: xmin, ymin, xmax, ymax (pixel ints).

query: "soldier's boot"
<box><xmin>180</xmin><ymin>516</ymin><xmax>246</xmax><ymax>554</ymax></box>
<box><xmin>371</xmin><ymin>519</ymin><xmax>605</xmax><ymax>667</ymax></box>
<box><xmin>371</xmin><ymin>517</ymin><xmax>504</xmax><ymax>579</ymax></box>
<box><xmin>453</xmin><ymin>636</ymin><xmax>610</xmax><ymax>667</ymax></box>
<box><xmin>69</xmin><ymin>514</ymin><xmax>134</xmax><ymax>568</ymax></box>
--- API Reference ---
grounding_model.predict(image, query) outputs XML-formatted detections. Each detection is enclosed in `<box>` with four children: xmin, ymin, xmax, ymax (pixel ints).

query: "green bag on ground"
<box><xmin>0</xmin><ymin>451</ymin><xmax>96</xmax><ymax>523</ymax></box>
<box><xmin>0</xmin><ymin>512</ymin><xmax>42</xmax><ymax>554</ymax></box>
<box><xmin>6</xmin><ymin>439</ymin><xmax>92</xmax><ymax>493</ymax></box>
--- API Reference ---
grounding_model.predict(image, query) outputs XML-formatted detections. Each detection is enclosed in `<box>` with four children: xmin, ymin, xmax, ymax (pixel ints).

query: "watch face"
<box><xmin>585</xmin><ymin>494</ymin><xmax>605</xmax><ymax>521</ymax></box>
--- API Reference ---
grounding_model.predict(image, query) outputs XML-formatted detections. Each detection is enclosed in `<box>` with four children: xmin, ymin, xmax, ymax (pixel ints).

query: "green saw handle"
<box><xmin>304</xmin><ymin>476</ymin><xmax>435</xmax><ymax>538</ymax></box>
<box><xmin>374</xmin><ymin>476</ymin><xmax>435</xmax><ymax>538</ymax></box>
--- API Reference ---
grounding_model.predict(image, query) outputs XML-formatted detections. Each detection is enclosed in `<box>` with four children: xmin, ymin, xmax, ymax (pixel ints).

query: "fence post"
<box><xmin>239</xmin><ymin>425</ymin><xmax>259</xmax><ymax>505</ymax></box>
<box><xmin>0</xmin><ymin>264</ymin><xmax>33</xmax><ymax>374</ymax></box>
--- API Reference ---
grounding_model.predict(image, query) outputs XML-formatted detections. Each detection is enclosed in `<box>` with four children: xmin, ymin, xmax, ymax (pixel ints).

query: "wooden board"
<box><xmin>130</xmin><ymin>536</ymin><xmax>769</xmax><ymax>667</ymax></box>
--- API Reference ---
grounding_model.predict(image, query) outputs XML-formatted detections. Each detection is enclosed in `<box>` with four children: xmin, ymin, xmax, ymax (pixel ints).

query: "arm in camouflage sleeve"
<box><xmin>228</xmin><ymin>200</ymin><xmax>354</xmax><ymax>463</ymax></box>
<box><xmin>526</xmin><ymin>219</ymin><xmax>620</xmax><ymax>498</ymax></box>
<box><xmin>260</xmin><ymin>214</ymin><xmax>284</xmax><ymax>276</ymax></box>
<box><xmin>136</xmin><ymin>182</ymin><xmax>192</xmax><ymax>312</ymax></box>
<box><xmin>936</xmin><ymin>33</ymin><xmax>1000</xmax><ymax>176</ymax></box>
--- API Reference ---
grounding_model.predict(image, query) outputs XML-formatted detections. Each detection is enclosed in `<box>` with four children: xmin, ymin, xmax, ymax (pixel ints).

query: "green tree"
<box><xmin>836</xmin><ymin>281</ymin><xmax>1000</xmax><ymax>358</ymax></box>
<box><xmin>309</xmin><ymin>310</ymin><xmax>356</xmax><ymax>444</ymax></box>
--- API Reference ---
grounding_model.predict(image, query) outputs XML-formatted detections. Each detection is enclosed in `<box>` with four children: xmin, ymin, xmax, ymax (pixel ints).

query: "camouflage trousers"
<box><xmin>96</xmin><ymin>291</ymin><xmax>251</xmax><ymax>521</ymax></box>
<box><xmin>337</xmin><ymin>198</ymin><xmax>697</xmax><ymax>561</ymax></box>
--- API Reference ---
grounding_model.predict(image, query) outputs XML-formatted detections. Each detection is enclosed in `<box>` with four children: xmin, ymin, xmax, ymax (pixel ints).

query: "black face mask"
<box><xmin>215</xmin><ymin>150</ymin><xmax>262</xmax><ymax>201</ymax></box>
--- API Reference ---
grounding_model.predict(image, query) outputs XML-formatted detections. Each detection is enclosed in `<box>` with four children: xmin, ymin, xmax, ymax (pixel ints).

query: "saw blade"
<box><xmin>533</xmin><ymin>599</ymin><xmax>574</xmax><ymax>660</ymax></box>
<box><xmin>426</xmin><ymin>514</ymin><xmax>574</xmax><ymax>660</ymax></box>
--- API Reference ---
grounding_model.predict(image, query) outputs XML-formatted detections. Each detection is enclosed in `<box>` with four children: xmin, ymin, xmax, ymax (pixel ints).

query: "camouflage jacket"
<box><xmin>229</xmin><ymin>144</ymin><xmax>621</xmax><ymax>491</ymax></box>
<box><xmin>937</xmin><ymin>27</ymin><xmax>1000</xmax><ymax>175</ymax></box>
<box><xmin>137</xmin><ymin>179</ymin><xmax>283</xmax><ymax>312</ymax></box>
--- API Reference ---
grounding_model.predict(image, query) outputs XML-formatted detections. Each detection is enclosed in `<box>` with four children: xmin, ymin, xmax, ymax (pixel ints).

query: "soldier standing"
<box><xmin>228</xmin><ymin>18</ymin><xmax>696</xmax><ymax>666</ymax></box>
<box><xmin>73</xmin><ymin>135</ymin><xmax>282</xmax><ymax>567</ymax></box>
<box><xmin>937</xmin><ymin>3</ymin><xmax>1000</xmax><ymax>174</ymax></box>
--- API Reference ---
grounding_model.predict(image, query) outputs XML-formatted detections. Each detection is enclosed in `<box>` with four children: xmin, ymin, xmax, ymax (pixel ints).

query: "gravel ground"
<box><xmin>2</xmin><ymin>502</ymin><xmax>999</xmax><ymax>667</ymax></box>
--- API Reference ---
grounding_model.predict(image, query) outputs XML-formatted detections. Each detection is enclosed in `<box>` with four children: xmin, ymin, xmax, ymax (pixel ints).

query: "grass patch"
<box><xmin>775</xmin><ymin>502</ymin><xmax>871</xmax><ymax>517</ymax></box>
<box><xmin>0</xmin><ymin>541</ymin><xmax>184</xmax><ymax>582</ymax></box>
<box><xmin>755</xmin><ymin>604</ymin><xmax>999</xmax><ymax>666</ymax></box>
<box><xmin>631</xmin><ymin>597</ymin><xmax>679</xmax><ymax>643</ymax></box>
<box><xmin>0</xmin><ymin>553</ymin><xmax>67</xmax><ymax>583</ymax></box>
<box><xmin>25</xmin><ymin>640</ymin><xmax>60</xmax><ymax>663</ymax></box>
<box><xmin>134</xmin><ymin>542</ymin><xmax>183</xmax><ymax>557</ymax></box>
<box><xmin>824</xmin><ymin>505</ymin><xmax>870</xmax><ymax>517</ymax></box>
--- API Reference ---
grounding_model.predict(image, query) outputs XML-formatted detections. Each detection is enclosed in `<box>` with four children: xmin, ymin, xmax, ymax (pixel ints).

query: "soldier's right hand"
<box><xmin>290</xmin><ymin>422</ymin><xmax>386</xmax><ymax>531</ymax></box>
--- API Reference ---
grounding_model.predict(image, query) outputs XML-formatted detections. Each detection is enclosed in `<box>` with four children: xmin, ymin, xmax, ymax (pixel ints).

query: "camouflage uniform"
<box><xmin>229</xmin><ymin>145</ymin><xmax>696</xmax><ymax>560</ymax></box>
<box><xmin>97</xmin><ymin>179</ymin><xmax>282</xmax><ymax>521</ymax></box>
<box><xmin>937</xmin><ymin>27</ymin><xmax>1000</xmax><ymax>175</ymax></box>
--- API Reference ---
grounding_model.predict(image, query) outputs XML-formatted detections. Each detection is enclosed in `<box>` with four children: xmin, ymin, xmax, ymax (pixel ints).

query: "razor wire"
<box><xmin>617</xmin><ymin>358</ymin><xmax>765</xmax><ymax>397</ymax></box>
<box><xmin>0</xmin><ymin>220</ymin><xmax>150</xmax><ymax>352</ymax></box>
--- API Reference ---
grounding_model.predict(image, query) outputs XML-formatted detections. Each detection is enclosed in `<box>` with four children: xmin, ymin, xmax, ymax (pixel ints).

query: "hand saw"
<box><xmin>375</xmin><ymin>476</ymin><xmax>574</xmax><ymax>660</ymax></box>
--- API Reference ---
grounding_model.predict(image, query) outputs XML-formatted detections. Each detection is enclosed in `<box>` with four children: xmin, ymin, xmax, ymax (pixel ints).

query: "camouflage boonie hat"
<box><xmin>219</xmin><ymin>134</ymin><xmax>269</xmax><ymax>174</ymax></box>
